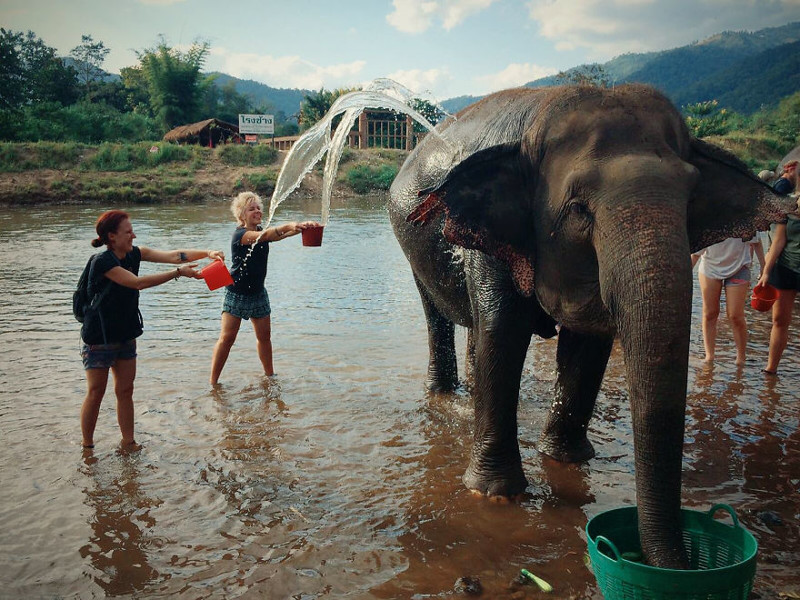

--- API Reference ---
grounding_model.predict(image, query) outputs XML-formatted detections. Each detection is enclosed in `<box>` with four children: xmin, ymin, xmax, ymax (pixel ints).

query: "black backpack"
<box><xmin>73</xmin><ymin>255</ymin><xmax>112</xmax><ymax>323</ymax></box>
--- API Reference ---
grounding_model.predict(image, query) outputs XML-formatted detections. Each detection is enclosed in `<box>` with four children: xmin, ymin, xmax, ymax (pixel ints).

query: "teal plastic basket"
<box><xmin>586</xmin><ymin>504</ymin><xmax>758</xmax><ymax>600</ymax></box>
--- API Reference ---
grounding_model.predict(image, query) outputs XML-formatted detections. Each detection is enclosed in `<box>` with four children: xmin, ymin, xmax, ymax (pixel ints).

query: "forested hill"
<box><xmin>207</xmin><ymin>73</ymin><xmax>311</xmax><ymax>119</ymax></box>
<box><xmin>441</xmin><ymin>21</ymin><xmax>800</xmax><ymax>114</ymax></box>
<box><xmin>671</xmin><ymin>39</ymin><xmax>800</xmax><ymax>113</ymax></box>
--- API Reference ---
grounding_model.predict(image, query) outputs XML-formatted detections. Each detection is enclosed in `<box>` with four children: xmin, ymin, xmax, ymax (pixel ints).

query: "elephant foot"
<box><xmin>462</xmin><ymin>462</ymin><xmax>529</xmax><ymax>498</ymax></box>
<box><xmin>537</xmin><ymin>433</ymin><xmax>595</xmax><ymax>463</ymax></box>
<box><xmin>425</xmin><ymin>369</ymin><xmax>459</xmax><ymax>393</ymax></box>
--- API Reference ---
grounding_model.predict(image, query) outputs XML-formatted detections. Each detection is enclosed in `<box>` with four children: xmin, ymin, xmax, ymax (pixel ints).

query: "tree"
<box><xmin>135</xmin><ymin>37</ymin><xmax>212</xmax><ymax>130</ymax></box>
<box><xmin>0</xmin><ymin>28</ymin><xmax>78</xmax><ymax>139</ymax></box>
<box><xmin>556</xmin><ymin>64</ymin><xmax>610</xmax><ymax>88</ymax></box>
<box><xmin>70</xmin><ymin>34</ymin><xmax>110</xmax><ymax>98</ymax></box>
<box><xmin>201</xmin><ymin>77</ymin><xmax>252</xmax><ymax>124</ymax></box>
<box><xmin>409</xmin><ymin>98</ymin><xmax>445</xmax><ymax>132</ymax></box>
<box><xmin>0</xmin><ymin>29</ymin><xmax>26</xmax><ymax>113</ymax></box>
<box><xmin>17</xmin><ymin>30</ymin><xmax>79</xmax><ymax>105</ymax></box>
<box><xmin>119</xmin><ymin>65</ymin><xmax>152</xmax><ymax>115</ymax></box>
<box><xmin>763</xmin><ymin>91</ymin><xmax>800</xmax><ymax>145</ymax></box>
<box><xmin>298</xmin><ymin>88</ymin><xmax>339</xmax><ymax>130</ymax></box>
<box><xmin>684</xmin><ymin>100</ymin><xmax>730</xmax><ymax>137</ymax></box>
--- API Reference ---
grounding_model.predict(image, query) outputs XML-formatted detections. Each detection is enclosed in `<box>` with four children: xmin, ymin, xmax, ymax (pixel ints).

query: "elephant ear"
<box><xmin>687</xmin><ymin>137</ymin><xmax>794</xmax><ymax>253</ymax></box>
<box><xmin>407</xmin><ymin>142</ymin><xmax>537</xmax><ymax>297</ymax></box>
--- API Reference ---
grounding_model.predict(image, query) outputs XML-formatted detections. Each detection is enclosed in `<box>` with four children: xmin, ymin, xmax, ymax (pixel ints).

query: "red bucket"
<box><xmin>301</xmin><ymin>225</ymin><xmax>324</xmax><ymax>247</ymax></box>
<box><xmin>201</xmin><ymin>260</ymin><xmax>233</xmax><ymax>291</ymax></box>
<box><xmin>751</xmin><ymin>283</ymin><xmax>778</xmax><ymax>312</ymax></box>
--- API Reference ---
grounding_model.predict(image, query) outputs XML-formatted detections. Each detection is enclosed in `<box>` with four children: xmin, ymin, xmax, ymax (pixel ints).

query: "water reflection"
<box><xmin>79</xmin><ymin>454</ymin><xmax>162</xmax><ymax>596</ymax></box>
<box><xmin>0</xmin><ymin>201</ymin><xmax>798</xmax><ymax>598</ymax></box>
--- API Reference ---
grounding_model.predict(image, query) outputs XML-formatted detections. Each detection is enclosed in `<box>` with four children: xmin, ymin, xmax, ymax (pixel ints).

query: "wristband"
<box><xmin>175</xmin><ymin>267</ymin><xmax>181</xmax><ymax>280</ymax></box>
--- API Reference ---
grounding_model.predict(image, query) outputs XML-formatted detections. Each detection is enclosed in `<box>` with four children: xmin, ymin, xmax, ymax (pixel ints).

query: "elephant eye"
<box><xmin>568</xmin><ymin>201</ymin><xmax>588</xmax><ymax>215</ymax></box>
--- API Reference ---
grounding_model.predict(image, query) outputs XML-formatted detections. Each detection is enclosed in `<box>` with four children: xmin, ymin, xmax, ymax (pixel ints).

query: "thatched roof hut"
<box><xmin>163</xmin><ymin>118</ymin><xmax>241</xmax><ymax>147</ymax></box>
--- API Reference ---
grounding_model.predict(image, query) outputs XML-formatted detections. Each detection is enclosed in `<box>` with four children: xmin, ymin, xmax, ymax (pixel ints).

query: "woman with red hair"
<box><xmin>80</xmin><ymin>210</ymin><xmax>224</xmax><ymax>450</ymax></box>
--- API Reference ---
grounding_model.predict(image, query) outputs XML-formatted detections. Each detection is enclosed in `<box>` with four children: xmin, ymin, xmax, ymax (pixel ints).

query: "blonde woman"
<box><xmin>210</xmin><ymin>192</ymin><xmax>320</xmax><ymax>385</ymax></box>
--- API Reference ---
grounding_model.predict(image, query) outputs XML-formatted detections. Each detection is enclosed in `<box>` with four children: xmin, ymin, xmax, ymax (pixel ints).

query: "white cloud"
<box><xmin>208</xmin><ymin>47</ymin><xmax>366</xmax><ymax>91</ymax></box>
<box><xmin>385</xmin><ymin>67</ymin><xmax>453</xmax><ymax>98</ymax></box>
<box><xmin>387</xmin><ymin>0</ymin><xmax>498</xmax><ymax>34</ymax></box>
<box><xmin>475</xmin><ymin>63</ymin><xmax>558</xmax><ymax>94</ymax></box>
<box><xmin>526</xmin><ymin>0</ymin><xmax>800</xmax><ymax>60</ymax></box>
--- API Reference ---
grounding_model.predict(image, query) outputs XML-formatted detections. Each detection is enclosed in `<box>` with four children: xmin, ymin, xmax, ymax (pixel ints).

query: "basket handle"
<box><xmin>595</xmin><ymin>535</ymin><xmax>623</xmax><ymax>563</ymax></box>
<box><xmin>707</xmin><ymin>503</ymin><xmax>741</xmax><ymax>528</ymax></box>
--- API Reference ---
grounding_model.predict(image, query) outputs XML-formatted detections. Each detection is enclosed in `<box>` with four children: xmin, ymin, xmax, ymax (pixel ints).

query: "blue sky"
<box><xmin>2</xmin><ymin>0</ymin><xmax>799</xmax><ymax>101</ymax></box>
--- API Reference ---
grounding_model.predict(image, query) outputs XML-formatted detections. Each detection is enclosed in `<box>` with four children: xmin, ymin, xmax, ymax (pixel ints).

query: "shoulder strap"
<box><xmin>87</xmin><ymin>252</ymin><xmax>119</xmax><ymax>311</ymax></box>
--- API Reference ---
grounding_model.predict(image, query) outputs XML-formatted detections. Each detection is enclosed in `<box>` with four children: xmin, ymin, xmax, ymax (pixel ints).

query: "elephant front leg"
<box><xmin>463</xmin><ymin>323</ymin><xmax>532</xmax><ymax>498</ymax></box>
<box><xmin>414</xmin><ymin>275</ymin><xmax>459</xmax><ymax>392</ymax></box>
<box><xmin>538</xmin><ymin>327</ymin><xmax>613</xmax><ymax>463</ymax></box>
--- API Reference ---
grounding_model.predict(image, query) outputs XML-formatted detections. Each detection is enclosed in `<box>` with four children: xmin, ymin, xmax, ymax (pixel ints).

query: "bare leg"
<box><xmin>252</xmin><ymin>315</ymin><xmax>274</xmax><ymax>376</ymax></box>
<box><xmin>111</xmin><ymin>357</ymin><xmax>137</xmax><ymax>446</ymax></box>
<box><xmin>765</xmin><ymin>289</ymin><xmax>797</xmax><ymax>373</ymax></box>
<box><xmin>698</xmin><ymin>273</ymin><xmax>722</xmax><ymax>363</ymax></box>
<box><xmin>81</xmin><ymin>368</ymin><xmax>110</xmax><ymax>447</ymax></box>
<box><xmin>724</xmin><ymin>282</ymin><xmax>749</xmax><ymax>365</ymax></box>
<box><xmin>210</xmin><ymin>312</ymin><xmax>242</xmax><ymax>384</ymax></box>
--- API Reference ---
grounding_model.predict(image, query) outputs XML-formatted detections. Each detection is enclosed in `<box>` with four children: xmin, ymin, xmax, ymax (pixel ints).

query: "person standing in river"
<box><xmin>210</xmin><ymin>192</ymin><xmax>321</xmax><ymax>385</ymax></box>
<box><xmin>758</xmin><ymin>160</ymin><xmax>800</xmax><ymax>375</ymax></box>
<box><xmin>691</xmin><ymin>236</ymin><xmax>765</xmax><ymax>366</ymax></box>
<box><xmin>80</xmin><ymin>210</ymin><xmax>225</xmax><ymax>450</ymax></box>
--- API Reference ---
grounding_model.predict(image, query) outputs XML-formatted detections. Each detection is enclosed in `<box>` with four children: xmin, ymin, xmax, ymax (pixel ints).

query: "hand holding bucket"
<box><xmin>301</xmin><ymin>224</ymin><xmax>325</xmax><ymax>247</ymax></box>
<box><xmin>750</xmin><ymin>283</ymin><xmax>778</xmax><ymax>311</ymax></box>
<box><xmin>201</xmin><ymin>259</ymin><xmax>233</xmax><ymax>291</ymax></box>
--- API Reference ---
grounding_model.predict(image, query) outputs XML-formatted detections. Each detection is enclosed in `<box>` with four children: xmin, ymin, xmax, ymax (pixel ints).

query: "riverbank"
<box><xmin>0</xmin><ymin>142</ymin><xmax>408</xmax><ymax>205</ymax></box>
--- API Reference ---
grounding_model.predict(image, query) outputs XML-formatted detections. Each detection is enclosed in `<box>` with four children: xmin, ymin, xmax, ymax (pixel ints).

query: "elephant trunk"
<box><xmin>598</xmin><ymin>200</ymin><xmax>693</xmax><ymax>569</ymax></box>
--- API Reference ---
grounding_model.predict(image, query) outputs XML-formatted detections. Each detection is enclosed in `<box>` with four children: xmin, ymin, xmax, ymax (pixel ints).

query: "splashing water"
<box><xmin>265</xmin><ymin>78</ymin><xmax>456</xmax><ymax>228</ymax></box>
<box><xmin>236</xmin><ymin>80</ymin><xmax>456</xmax><ymax>273</ymax></box>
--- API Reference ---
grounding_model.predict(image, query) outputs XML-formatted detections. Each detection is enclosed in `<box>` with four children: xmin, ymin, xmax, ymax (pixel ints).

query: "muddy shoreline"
<box><xmin>0</xmin><ymin>147</ymin><xmax>404</xmax><ymax>205</ymax></box>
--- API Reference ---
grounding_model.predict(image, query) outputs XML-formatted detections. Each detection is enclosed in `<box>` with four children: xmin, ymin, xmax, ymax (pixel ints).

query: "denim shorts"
<box><xmin>222</xmin><ymin>288</ymin><xmax>271</xmax><ymax>320</ymax></box>
<box><xmin>81</xmin><ymin>339</ymin><xmax>137</xmax><ymax>370</ymax></box>
<box><xmin>723</xmin><ymin>264</ymin><xmax>751</xmax><ymax>287</ymax></box>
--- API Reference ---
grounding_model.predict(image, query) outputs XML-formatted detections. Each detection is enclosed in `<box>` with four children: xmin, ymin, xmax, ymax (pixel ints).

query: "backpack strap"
<box><xmin>87</xmin><ymin>252</ymin><xmax>120</xmax><ymax>344</ymax></box>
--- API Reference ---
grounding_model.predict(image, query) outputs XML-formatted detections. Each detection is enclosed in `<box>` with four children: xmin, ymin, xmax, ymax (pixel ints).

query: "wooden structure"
<box><xmin>268</xmin><ymin>111</ymin><xmax>425</xmax><ymax>152</ymax></box>
<box><xmin>163</xmin><ymin>118</ymin><xmax>242</xmax><ymax>147</ymax></box>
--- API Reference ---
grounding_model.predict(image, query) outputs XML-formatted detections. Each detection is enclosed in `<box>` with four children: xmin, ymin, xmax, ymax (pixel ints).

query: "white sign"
<box><xmin>239</xmin><ymin>114</ymin><xmax>274</xmax><ymax>135</ymax></box>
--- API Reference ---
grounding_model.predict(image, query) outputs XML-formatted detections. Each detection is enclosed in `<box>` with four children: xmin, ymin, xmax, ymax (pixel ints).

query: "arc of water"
<box><xmin>265</xmin><ymin>79</ymin><xmax>456</xmax><ymax>229</ymax></box>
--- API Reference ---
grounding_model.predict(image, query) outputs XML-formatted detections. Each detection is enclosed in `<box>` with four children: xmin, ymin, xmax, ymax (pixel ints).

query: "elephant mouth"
<box><xmin>550</xmin><ymin>297</ymin><xmax>614</xmax><ymax>335</ymax></box>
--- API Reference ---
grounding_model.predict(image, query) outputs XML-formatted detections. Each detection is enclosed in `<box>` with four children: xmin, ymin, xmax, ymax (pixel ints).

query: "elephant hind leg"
<box><xmin>538</xmin><ymin>327</ymin><xmax>613</xmax><ymax>463</ymax></box>
<box><xmin>414</xmin><ymin>275</ymin><xmax>459</xmax><ymax>392</ymax></box>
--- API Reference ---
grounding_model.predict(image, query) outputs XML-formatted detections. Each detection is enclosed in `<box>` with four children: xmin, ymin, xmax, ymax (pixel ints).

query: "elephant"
<box><xmin>387</xmin><ymin>84</ymin><xmax>794</xmax><ymax>569</ymax></box>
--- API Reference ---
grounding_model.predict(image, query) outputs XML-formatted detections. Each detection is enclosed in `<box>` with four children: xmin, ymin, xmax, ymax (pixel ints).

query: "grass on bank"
<box><xmin>0</xmin><ymin>142</ymin><xmax>410</xmax><ymax>203</ymax></box>
<box><xmin>0</xmin><ymin>141</ymin><xmax>281</xmax><ymax>173</ymax></box>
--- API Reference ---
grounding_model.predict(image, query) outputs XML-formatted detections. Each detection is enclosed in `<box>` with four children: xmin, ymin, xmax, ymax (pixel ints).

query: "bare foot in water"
<box><xmin>118</xmin><ymin>440</ymin><xmax>143</xmax><ymax>453</ymax></box>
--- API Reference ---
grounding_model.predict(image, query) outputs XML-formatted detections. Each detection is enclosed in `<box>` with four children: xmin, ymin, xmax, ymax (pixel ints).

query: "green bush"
<box><xmin>83</xmin><ymin>143</ymin><xmax>141</xmax><ymax>171</ymax></box>
<box><xmin>216</xmin><ymin>143</ymin><xmax>278</xmax><ymax>166</ymax></box>
<box><xmin>234</xmin><ymin>171</ymin><xmax>278</xmax><ymax>195</ymax></box>
<box><xmin>344</xmin><ymin>163</ymin><xmax>398</xmax><ymax>194</ymax></box>
<box><xmin>0</xmin><ymin>143</ymin><xmax>22</xmax><ymax>171</ymax></box>
<box><xmin>34</xmin><ymin>142</ymin><xmax>84</xmax><ymax>169</ymax></box>
<box><xmin>145</xmin><ymin>142</ymin><xmax>193</xmax><ymax>166</ymax></box>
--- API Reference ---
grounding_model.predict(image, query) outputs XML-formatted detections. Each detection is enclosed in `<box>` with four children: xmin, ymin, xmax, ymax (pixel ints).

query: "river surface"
<box><xmin>0</xmin><ymin>197</ymin><xmax>798</xmax><ymax>599</ymax></box>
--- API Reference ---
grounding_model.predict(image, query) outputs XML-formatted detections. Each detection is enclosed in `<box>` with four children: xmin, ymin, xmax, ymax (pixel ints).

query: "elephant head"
<box><xmin>404</xmin><ymin>84</ymin><xmax>793</xmax><ymax>568</ymax></box>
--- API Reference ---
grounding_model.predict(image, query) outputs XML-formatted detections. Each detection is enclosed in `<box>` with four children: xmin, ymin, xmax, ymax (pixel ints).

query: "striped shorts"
<box><xmin>222</xmin><ymin>288</ymin><xmax>271</xmax><ymax>320</ymax></box>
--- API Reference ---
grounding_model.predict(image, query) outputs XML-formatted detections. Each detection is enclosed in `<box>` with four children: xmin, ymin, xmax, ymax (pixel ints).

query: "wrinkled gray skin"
<box><xmin>388</xmin><ymin>84</ymin><xmax>794</xmax><ymax>569</ymax></box>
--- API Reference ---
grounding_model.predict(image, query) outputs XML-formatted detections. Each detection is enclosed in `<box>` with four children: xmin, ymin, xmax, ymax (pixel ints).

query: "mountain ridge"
<box><xmin>439</xmin><ymin>21</ymin><xmax>800</xmax><ymax>114</ymax></box>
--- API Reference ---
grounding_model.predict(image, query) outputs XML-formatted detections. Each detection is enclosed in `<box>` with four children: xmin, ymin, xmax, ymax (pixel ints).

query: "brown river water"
<box><xmin>0</xmin><ymin>197</ymin><xmax>798</xmax><ymax>599</ymax></box>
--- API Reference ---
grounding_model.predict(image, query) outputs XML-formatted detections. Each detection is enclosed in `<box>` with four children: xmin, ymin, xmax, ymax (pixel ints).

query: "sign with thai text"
<box><xmin>239</xmin><ymin>114</ymin><xmax>274</xmax><ymax>134</ymax></box>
